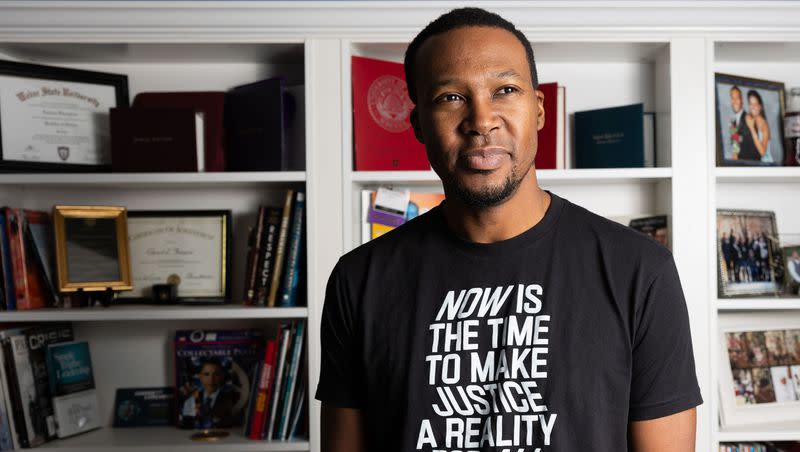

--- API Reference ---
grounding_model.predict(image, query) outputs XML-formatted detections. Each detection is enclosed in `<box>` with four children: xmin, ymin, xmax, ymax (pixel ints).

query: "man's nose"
<box><xmin>461</xmin><ymin>96</ymin><xmax>500</xmax><ymax>137</ymax></box>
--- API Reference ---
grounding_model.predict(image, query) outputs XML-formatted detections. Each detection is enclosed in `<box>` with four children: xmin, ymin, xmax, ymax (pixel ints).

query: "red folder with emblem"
<box><xmin>351</xmin><ymin>56</ymin><xmax>429</xmax><ymax>171</ymax></box>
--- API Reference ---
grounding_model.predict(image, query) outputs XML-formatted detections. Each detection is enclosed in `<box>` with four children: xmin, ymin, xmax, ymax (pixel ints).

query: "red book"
<box><xmin>351</xmin><ymin>56</ymin><xmax>429</xmax><ymax>171</ymax></box>
<box><xmin>133</xmin><ymin>92</ymin><xmax>226</xmax><ymax>172</ymax></box>
<box><xmin>249</xmin><ymin>337</ymin><xmax>279</xmax><ymax>439</ymax></box>
<box><xmin>536</xmin><ymin>82</ymin><xmax>560</xmax><ymax>170</ymax></box>
<box><xmin>3</xmin><ymin>208</ymin><xmax>47</xmax><ymax>310</ymax></box>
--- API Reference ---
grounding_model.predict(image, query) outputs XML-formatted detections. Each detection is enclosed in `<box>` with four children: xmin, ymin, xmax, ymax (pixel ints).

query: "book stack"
<box><xmin>0</xmin><ymin>323</ymin><xmax>99</xmax><ymax>450</ymax></box>
<box><xmin>243</xmin><ymin>189</ymin><xmax>305</xmax><ymax>307</ymax></box>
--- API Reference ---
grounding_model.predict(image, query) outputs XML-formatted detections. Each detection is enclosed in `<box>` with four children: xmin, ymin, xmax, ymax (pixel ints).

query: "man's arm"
<box><xmin>321</xmin><ymin>405</ymin><xmax>366</xmax><ymax>452</ymax></box>
<box><xmin>628</xmin><ymin>407</ymin><xmax>696</xmax><ymax>452</ymax></box>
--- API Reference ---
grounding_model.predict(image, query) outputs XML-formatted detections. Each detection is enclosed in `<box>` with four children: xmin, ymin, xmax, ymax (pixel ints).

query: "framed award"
<box><xmin>121</xmin><ymin>210</ymin><xmax>232</xmax><ymax>304</ymax></box>
<box><xmin>0</xmin><ymin>59</ymin><xmax>129</xmax><ymax>171</ymax></box>
<box><xmin>52</xmin><ymin>205</ymin><xmax>133</xmax><ymax>292</ymax></box>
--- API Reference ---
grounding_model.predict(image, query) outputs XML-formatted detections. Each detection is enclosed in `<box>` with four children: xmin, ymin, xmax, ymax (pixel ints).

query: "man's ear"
<box><xmin>410</xmin><ymin>106</ymin><xmax>424</xmax><ymax>144</ymax></box>
<box><xmin>535</xmin><ymin>89</ymin><xmax>545</xmax><ymax>132</ymax></box>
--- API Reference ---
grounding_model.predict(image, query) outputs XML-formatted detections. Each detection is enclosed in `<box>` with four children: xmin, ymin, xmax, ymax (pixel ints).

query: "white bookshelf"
<box><xmin>717</xmin><ymin>299</ymin><xmax>800</xmax><ymax>311</ymax></box>
<box><xmin>0</xmin><ymin>2</ymin><xmax>799</xmax><ymax>451</ymax></box>
<box><xmin>718</xmin><ymin>421</ymin><xmax>800</xmax><ymax>443</ymax></box>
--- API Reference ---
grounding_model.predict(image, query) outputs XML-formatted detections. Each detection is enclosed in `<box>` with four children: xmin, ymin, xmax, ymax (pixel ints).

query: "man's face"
<box><xmin>411</xmin><ymin>26</ymin><xmax>544</xmax><ymax>207</ymax></box>
<box><xmin>730</xmin><ymin>88</ymin><xmax>743</xmax><ymax>113</ymax></box>
<box><xmin>199</xmin><ymin>363</ymin><xmax>224</xmax><ymax>392</ymax></box>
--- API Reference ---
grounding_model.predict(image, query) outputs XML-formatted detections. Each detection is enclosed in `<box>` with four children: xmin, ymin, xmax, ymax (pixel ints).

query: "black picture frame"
<box><xmin>715</xmin><ymin>73</ymin><xmax>785</xmax><ymax>167</ymax></box>
<box><xmin>0</xmin><ymin>59</ymin><xmax>129</xmax><ymax>172</ymax></box>
<box><xmin>121</xmin><ymin>210</ymin><xmax>232</xmax><ymax>305</ymax></box>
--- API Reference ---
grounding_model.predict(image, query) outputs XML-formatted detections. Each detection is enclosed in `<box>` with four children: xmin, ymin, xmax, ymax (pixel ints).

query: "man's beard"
<box><xmin>445</xmin><ymin>163</ymin><xmax>526</xmax><ymax>208</ymax></box>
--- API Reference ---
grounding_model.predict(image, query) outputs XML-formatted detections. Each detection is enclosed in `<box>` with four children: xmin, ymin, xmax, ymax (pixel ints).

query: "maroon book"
<box><xmin>110</xmin><ymin>107</ymin><xmax>202</xmax><ymax>172</ymax></box>
<box><xmin>133</xmin><ymin>92</ymin><xmax>226</xmax><ymax>171</ymax></box>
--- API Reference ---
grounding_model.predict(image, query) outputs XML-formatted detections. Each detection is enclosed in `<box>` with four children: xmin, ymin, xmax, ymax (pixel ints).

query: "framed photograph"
<box><xmin>122</xmin><ymin>210</ymin><xmax>231</xmax><ymax>304</ymax></box>
<box><xmin>784</xmin><ymin>246</ymin><xmax>800</xmax><ymax>296</ymax></box>
<box><xmin>718</xmin><ymin>312</ymin><xmax>800</xmax><ymax>428</ymax></box>
<box><xmin>52</xmin><ymin>205</ymin><xmax>132</xmax><ymax>293</ymax></box>
<box><xmin>715</xmin><ymin>73</ymin><xmax>785</xmax><ymax>167</ymax></box>
<box><xmin>0</xmin><ymin>59</ymin><xmax>128</xmax><ymax>171</ymax></box>
<box><xmin>717</xmin><ymin>209</ymin><xmax>782</xmax><ymax>297</ymax></box>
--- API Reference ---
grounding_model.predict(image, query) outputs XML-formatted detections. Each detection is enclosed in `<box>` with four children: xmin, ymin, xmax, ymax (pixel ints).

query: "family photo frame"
<box><xmin>717</xmin><ymin>209</ymin><xmax>782</xmax><ymax>298</ymax></box>
<box><xmin>715</xmin><ymin>73</ymin><xmax>785</xmax><ymax>167</ymax></box>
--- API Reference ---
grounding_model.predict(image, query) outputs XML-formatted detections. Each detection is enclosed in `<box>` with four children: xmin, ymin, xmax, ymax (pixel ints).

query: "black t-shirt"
<box><xmin>315</xmin><ymin>192</ymin><xmax>703</xmax><ymax>451</ymax></box>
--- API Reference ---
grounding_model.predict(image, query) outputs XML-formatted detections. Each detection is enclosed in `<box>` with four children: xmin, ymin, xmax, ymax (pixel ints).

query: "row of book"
<box><xmin>242</xmin><ymin>189</ymin><xmax>305</xmax><ymax>307</ymax></box>
<box><xmin>719</xmin><ymin>442</ymin><xmax>800</xmax><ymax>452</ymax></box>
<box><xmin>352</xmin><ymin>55</ymin><xmax>656</xmax><ymax>171</ymax></box>
<box><xmin>0</xmin><ymin>323</ymin><xmax>99</xmax><ymax>450</ymax></box>
<box><xmin>0</xmin><ymin>208</ymin><xmax>58</xmax><ymax>311</ymax></box>
<box><xmin>174</xmin><ymin>322</ymin><xmax>306</xmax><ymax>440</ymax></box>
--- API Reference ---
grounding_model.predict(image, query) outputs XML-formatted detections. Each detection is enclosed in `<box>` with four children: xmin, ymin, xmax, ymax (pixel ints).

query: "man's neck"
<box><xmin>442</xmin><ymin>170</ymin><xmax>550</xmax><ymax>244</ymax></box>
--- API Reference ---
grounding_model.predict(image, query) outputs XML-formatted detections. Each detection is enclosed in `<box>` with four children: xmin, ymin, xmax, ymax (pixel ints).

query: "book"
<box><xmin>536</xmin><ymin>82</ymin><xmax>566</xmax><ymax>170</ymax></box>
<box><xmin>628</xmin><ymin>214</ymin><xmax>669</xmax><ymax>250</ymax></box>
<box><xmin>110</xmin><ymin>107</ymin><xmax>206</xmax><ymax>172</ymax></box>
<box><xmin>243</xmin><ymin>206</ymin><xmax>267</xmax><ymax>306</ymax></box>
<box><xmin>287</xmin><ymin>381</ymin><xmax>306</xmax><ymax>439</ymax></box>
<box><xmin>255</xmin><ymin>208</ymin><xmax>282</xmax><ymax>307</ymax></box>
<box><xmin>351</xmin><ymin>55</ymin><xmax>429</xmax><ymax>171</ymax></box>
<box><xmin>264</xmin><ymin>324</ymin><xmax>291</xmax><ymax>439</ymax></box>
<box><xmin>0</xmin><ymin>329</ymin><xmax>23</xmax><ymax>449</ymax></box>
<box><xmin>0</xmin><ymin>212</ymin><xmax>14</xmax><ymax>311</ymax></box>
<box><xmin>133</xmin><ymin>91</ymin><xmax>227</xmax><ymax>172</ymax></box>
<box><xmin>22</xmin><ymin>323</ymin><xmax>73</xmax><ymax>443</ymax></box>
<box><xmin>225</xmin><ymin>77</ymin><xmax>302</xmax><ymax>171</ymax></box>
<box><xmin>277</xmin><ymin>320</ymin><xmax>304</xmax><ymax>440</ymax></box>
<box><xmin>113</xmin><ymin>387</ymin><xmax>175</xmax><ymax>427</ymax></box>
<box><xmin>46</xmin><ymin>341</ymin><xmax>100</xmax><ymax>438</ymax></box>
<box><xmin>24</xmin><ymin>210</ymin><xmax>59</xmax><ymax>307</ymax></box>
<box><xmin>266</xmin><ymin>190</ymin><xmax>294</xmax><ymax>308</ymax></box>
<box><xmin>174</xmin><ymin>329</ymin><xmax>264</xmax><ymax>429</ymax></box>
<box><xmin>3</xmin><ymin>208</ymin><xmax>47</xmax><ymax>310</ymax></box>
<box><xmin>9</xmin><ymin>334</ymin><xmax>45</xmax><ymax>446</ymax></box>
<box><xmin>0</xmin><ymin>352</ymin><xmax>14</xmax><ymax>451</ymax></box>
<box><xmin>574</xmin><ymin>103</ymin><xmax>655</xmax><ymax>169</ymax></box>
<box><xmin>361</xmin><ymin>190</ymin><xmax>445</xmax><ymax>244</ymax></box>
<box><xmin>248</xmin><ymin>338</ymin><xmax>278</xmax><ymax>440</ymax></box>
<box><xmin>279</xmin><ymin>192</ymin><xmax>304</xmax><ymax>307</ymax></box>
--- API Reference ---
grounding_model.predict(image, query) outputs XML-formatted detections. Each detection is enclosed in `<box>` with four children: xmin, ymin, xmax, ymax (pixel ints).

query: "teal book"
<box><xmin>574</xmin><ymin>103</ymin><xmax>652</xmax><ymax>169</ymax></box>
<box><xmin>46</xmin><ymin>341</ymin><xmax>100</xmax><ymax>438</ymax></box>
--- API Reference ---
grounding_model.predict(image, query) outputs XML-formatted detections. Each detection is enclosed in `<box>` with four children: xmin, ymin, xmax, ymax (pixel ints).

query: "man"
<box><xmin>316</xmin><ymin>7</ymin><xmax>703</xmax><ymax>451</ymax></box>
<box><xmin>729</xmin><ymin>85</ymin><xmax>759</xmax><ymax>162</ymax></box>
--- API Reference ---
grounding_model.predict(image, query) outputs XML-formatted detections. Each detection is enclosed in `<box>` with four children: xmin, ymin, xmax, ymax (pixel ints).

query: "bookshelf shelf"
<box><xmin>717</xmin><ymin>421</ymin><xmax>800</xmax><ymax>443</ymax></box>
<box><xmin>36</xmin><ymin>427</ymin><xmax>309</xmax><ymax>452</ymax></box>
<box><xmin>348</xmin><ymin>167</ymin><xmax>672</xmax><ymax>186</ymax></box>
<box><xmin>0</xmin><ymin>172</ymin><xmax>307</xmax><ymax>187</ymax></box>
<box><xmin>715</xmin><ymin>166</ymin><xmax>800</xmax><ymax>183</ymax></box>
<box><xmin>717</xmin><ymin>298</ymin><xmax>800</xmax><ymax>311</ymax></box>
<box><xmin>0</xmin><ymin>305</ymin><xmax>308</xmax><ymax>322</ymax></box>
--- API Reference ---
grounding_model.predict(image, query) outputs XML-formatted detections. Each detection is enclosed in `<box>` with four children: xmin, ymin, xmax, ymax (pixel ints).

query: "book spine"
<box><xmin>10</xmin><ymin>334</ymin><xmax>44</xmax><ymax>447</ymax></box>
<box><xmin>278</xmin><ymin>320</ymin><xmax>305</xmax><ymax>440</ymax></box>
<box><xmin>242</xmin><ymin>359</ymin><xmax>261</xmax><ymax>437</ymax></box>
<box><xmin>255</xmin><ymin>209</ymin><xmax>281</xmax><ymax>306</ymax></box>
<box><xmin>3</xmin><ymin>335</ymin><xmax>28</xmax><ymax>448</ymax></box>
<box><xmin>23</xmin><ymin>212</ymin><xmax>57</xmax><ymax>308</ymax></box>
<box><xmin>4</xmin><ymin>210</ymin><xmax>28</xmax><ymax>311</ymax></box>
<box><xmin>24</xmin><ymin>324</ymin><xmax>72</xmax><ymax>442</ymax></box>
<box><xmin>264</xmin><ymin>326</ymin><xmax>291</xmax><ymax>439</ymax></box>
<box><xmin>288</xmin><ymin>385</ymin><xmax>306</xmax><ymax>440</ymax></box>
<box><xmin>0</xmin><ymin>337</ymin><xmax>20</xmax><ymax>450</ymax></box>
<box><xmin>249</xmin><ymin>339</ymin><xmax>277</xmax><ymax>440</ymax></box>
<box><xmin>278</xmin><ymin>192</ymin><xmax>305</xmax><ymax>307</ymax></box>
<box><xmin>266</xmin><ymin>190</ymin><xmax>294</xmax><ymax>308</ymax></box>
<box><xmin>243</xmin><ymin>207</ymin><xmax>267</xmax><ymax>306</ymax></box>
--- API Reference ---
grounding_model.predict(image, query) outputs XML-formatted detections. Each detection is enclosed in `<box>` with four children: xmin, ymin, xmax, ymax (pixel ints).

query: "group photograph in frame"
<box><xmin>717</xmin><ymin>209</ymin><xmax>782</xmax><ymax>297</ymax></box>
<box><xmin>52</xmin><ymin>205</ymin><xmax>132</xmax><ymax>293</ymax></box>
<box><xmin>715</xmin><ymin>73</ymin><xmax>785</xmax><ymax>167</ymax></box>
<box><xmin>784</xmin><ymin>245</ymin><xmax>800</xmax><ymax>296</ymax></box>
<box><xmin>718</xmin><ymin>312</ymin><xmax>800</xmax><ymax>428</ymax></box>
<box><xmin>0</xmin><ymin>59</ymin><xmax>128</xmax><ymax>171</ymax></box>
<box><xmin>121</xmin><ymin>210</ymin><xmax>232</xmax><ymax>305</ymax></box>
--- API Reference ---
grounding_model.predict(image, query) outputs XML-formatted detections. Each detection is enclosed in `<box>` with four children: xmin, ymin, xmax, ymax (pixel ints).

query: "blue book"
<box><xmin>46</xmin><ymin>341</ymin><xmax>100</xmax><ymax>438</ymax></box>
<box><xmin>277</xmin><ymin>320</ymin><xmax>304</xmax><ymax>440</ymax></box>
<box><xmin>279</xmin><ymin>192</ymin><xmax>304</xmax><ymax>307</ymax></box>
<box><xmin>574</xmin><ymin>103</ymin><xmax>652</xmax><ymax>169</ymax></box>
<box><xmin>0</xmin><ymin>213</ymin><xmax>15</xmax><ymax>311</ymax></box>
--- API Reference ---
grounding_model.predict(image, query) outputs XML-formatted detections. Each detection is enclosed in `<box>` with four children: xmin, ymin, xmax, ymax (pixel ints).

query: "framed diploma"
<box><xmin>0</xmin><ymin>59</ymin><xmax>128</xmax><ymax>171</ymax></box>
<box><xmin>52</xmin><ymin>206</ymin><xmax>133</xmax><ymax>292</ymax></box>
<box><xmin>122</xmin><ymin>210</ymin><xmax>232</xmax><ymax>304</ymax></box>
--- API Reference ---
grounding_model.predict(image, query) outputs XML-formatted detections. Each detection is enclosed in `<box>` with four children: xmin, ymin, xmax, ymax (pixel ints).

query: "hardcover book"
<box><xmin>0</xmin><ymin>328</ymin><xmax>25</xmax><ymax>449</ymax></box>
<box><xmin>0</xmin><ymin>212</ymin><xmax>14</xmax><ymax>311</ymax></box>
<box><xmin>133</xmin><ymin>91</ymin><xmax>226</xmax><ymax>172</ymax></box>
<box><xmin>574</xmin><ymin>103</ymin><xmax>653</xmax><ymax>169</ymax></box>
<box><xmin>266</xmin><ymin>190</ymin><xmax>294</xmax><ymax>307</ymax></box>
<box><xmin>255</xmin><ymin>207</ymin><xmax>282</xmax><ymax>307</ymax></box>
<box><xmin>279</xmin><ymin>192</ymin><xmax>304</xmax><ymax>308</ymax></box>
<box><xmin>3</xmin><ymin>208</ymin><xmax>47</xmax><ymax>310</ymax></box>
<box><xmin>536</xmin><ymin>82</ymin><xmax>566</xmax><ymax>170</ymax></box>
<box><xmin>24</xmin><ymin>210</ymin><xmax>58</xmax><ymax>307</ymax></box>
<box><xmin>46</xmin><ymin>341</ymin><xmax>100</xmax><ymax>438</ymax></box>
<box><xmin>247</xmin><ymin>338</ymin><xmax>278</xmax><ymax>439</ymax></box>
<box><xmin>110</xmin><ymin>107</ymin><xmax>205</xmax><ymax>172</ymax></box>
<box><xmin>352</xmin><ymin>56</ymin><xmax>429</xmax><ymax>171</ymax></box>
<box><xmin>174</xmin><ymin>329</ymin><xmax>264</xmax><ymax>429</ymax></box>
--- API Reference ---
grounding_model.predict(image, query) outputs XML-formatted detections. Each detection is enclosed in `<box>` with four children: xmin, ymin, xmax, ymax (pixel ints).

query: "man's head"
<box><xmin>198</xmin><ymin>360</ymin><xmax>225</xmax><ymax>393</ymax></box>
<box><xmin>404</xmin><ymin>8</ymin><xmax>543</xmax><ymax>208</ymax></box>
<box><xmin>730</xmin><ymin>85</ymin><xmax>743</xmax><ymax>113</ymax></box>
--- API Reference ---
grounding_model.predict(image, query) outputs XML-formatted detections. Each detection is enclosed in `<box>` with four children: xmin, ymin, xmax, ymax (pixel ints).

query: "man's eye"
<box><xmin>498</xmin><ymin>86</ymin><xmax>518</xmax><ymax>95</ymax></box>
<box><xmin>438</xmin><ymin>94</ymin><xmax>463</xmax><ymax>103</ymax></box>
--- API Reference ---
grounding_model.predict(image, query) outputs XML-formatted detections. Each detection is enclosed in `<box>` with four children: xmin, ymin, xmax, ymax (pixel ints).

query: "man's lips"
<box><xmin>459</xmin><ymin>147</ymin><xmax>509</xmax><ymax>171</ymax></box>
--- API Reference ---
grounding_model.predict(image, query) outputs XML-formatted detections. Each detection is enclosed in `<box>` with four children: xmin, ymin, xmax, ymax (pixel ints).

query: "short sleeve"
<box><xmin>314</xmin><ymin>262</ymin><xmax>364</xmax><ymax>408</ymax></box>
<box><xmin>629</xmin><ymin>256</ymin><xmax>703</xmax><ymax>421</ymax></box>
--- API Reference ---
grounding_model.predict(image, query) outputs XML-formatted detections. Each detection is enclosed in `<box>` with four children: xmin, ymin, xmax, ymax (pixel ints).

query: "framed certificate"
<box><xmin>122</xmin><ymin>210</ymin><xmax>232</xmax><ymax>304</ymax></box>
<box><xmin>0</xmin><ymin>59</ymin><xmax>128</xmax><ymax>171</ymax></box>
<box><xmin>52</xmin><ymin>205</ymin><xmax>133</xmax><ymax>292</ymax></box>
